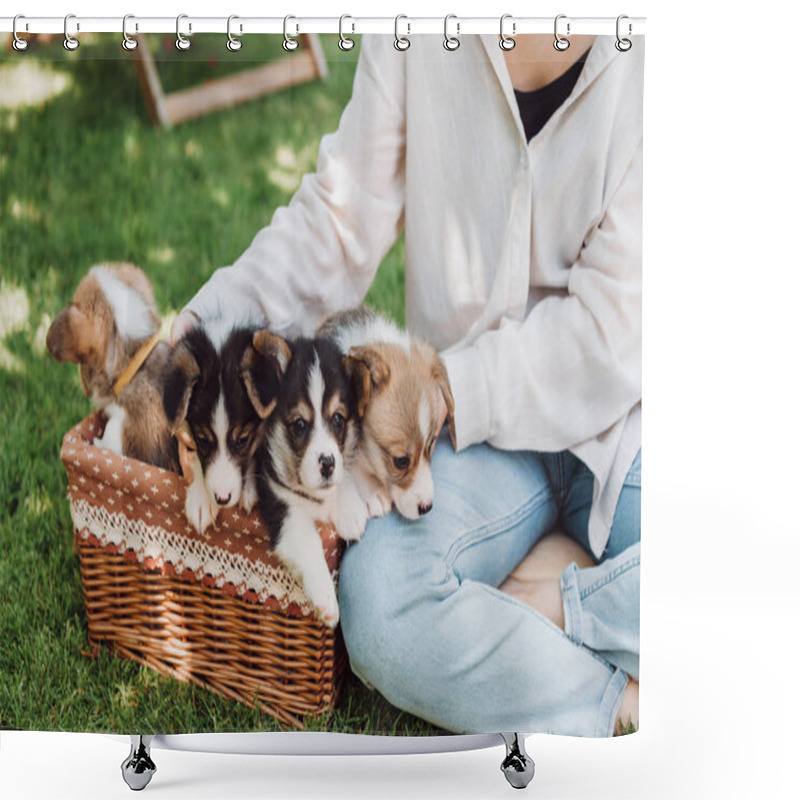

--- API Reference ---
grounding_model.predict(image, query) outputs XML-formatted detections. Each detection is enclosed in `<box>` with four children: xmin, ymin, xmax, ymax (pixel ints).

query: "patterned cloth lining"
<box><xmin>61</xmin><ymin>413</ymin><xmax>342</xmax><ymax>618</ymax></box>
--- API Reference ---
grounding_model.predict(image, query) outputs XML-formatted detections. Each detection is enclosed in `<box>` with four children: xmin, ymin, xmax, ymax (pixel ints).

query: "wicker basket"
<box><xmin>61</xmin><ymin>412</ymin><xmax>347</xmax><ymax>729</ymax></box>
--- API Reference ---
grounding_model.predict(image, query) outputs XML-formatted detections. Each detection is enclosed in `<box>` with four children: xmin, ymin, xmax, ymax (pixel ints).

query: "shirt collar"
<box><xmin>477</xmin><ymin>34</ymin><xmax>619</xmax><ymax>142</ymax></box>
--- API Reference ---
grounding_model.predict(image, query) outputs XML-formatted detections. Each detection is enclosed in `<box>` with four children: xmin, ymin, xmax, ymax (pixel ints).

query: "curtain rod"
<box><xmin>1</xmin><ymin>15</ymin><xmax>646</xmax><ymax>37</ymax></box>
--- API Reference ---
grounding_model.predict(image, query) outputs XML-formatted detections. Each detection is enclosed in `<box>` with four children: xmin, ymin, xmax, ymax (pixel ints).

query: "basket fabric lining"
<box><xmin>61</xmin><ymin>412</ymin><xmax>342</xmax><ymax>617</ymax></box>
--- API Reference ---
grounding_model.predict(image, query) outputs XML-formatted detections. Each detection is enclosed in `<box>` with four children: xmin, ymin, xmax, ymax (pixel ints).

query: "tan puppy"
<box><xmin>319</xmin><ymin>309</ymin><xmax>455</xmax><ymax>520</ymax></box>
<box><xmin>47</xmin><ymin>263</ymin><xmax>177</xmax><ymax>471</ymax></box>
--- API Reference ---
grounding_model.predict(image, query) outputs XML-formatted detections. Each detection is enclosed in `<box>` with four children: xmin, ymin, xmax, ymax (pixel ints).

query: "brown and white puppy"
<box><xmin>162</xmin><ymin>322</ymin><xmax>263</xmax><ymax>534</ymax></box>
<box><xmin>319</xmin><ymin>308</ymin><xmax>455</xmax><ymax>521</ymax></box>
<box><xmin>46</xmin><ymin>263</ymin><xmax>178</xmax><ymax>471</ymax></box>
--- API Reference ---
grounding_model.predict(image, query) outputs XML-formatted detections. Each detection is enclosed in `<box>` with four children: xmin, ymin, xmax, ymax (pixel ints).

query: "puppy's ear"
<box><xmin>163</xmin><ymin>341</ymin><xmax>200</xmax><ymax>431</ymax></box>
<box><xmin>46</xmin><ymin>306</ymin><xmax>95</xmax><ymax>364</ymax></box>
<box><xmin>110</xmin><ymin>263</ymin><xmax>157</xmax><ymax>311</ymax></box>
<box><xmin>253</xmin><ymin>330</ymin><xmax>292</xmax><ymax>373</ymax></box>
<box><xmin>431</xmin><ymin>354</ymin><xmax>457</xmax><ymax>450</ymax></box>
<box><xmin>240</xmin><ymin>330</ymin><xmax>292</xmax><ymax>419</ymax></box>
<box><xmin>345</xmin><ymin>346</ymin><xmax>390</xmax><ymax>417</ymax></box>
<box><xmin>343</xmin><ymin>356</ymin><xmax>370</xmax><ymax>418</ymax></box>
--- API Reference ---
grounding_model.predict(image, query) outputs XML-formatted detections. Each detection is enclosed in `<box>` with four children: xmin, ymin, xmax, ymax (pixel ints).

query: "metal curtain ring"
<box><xmin>394</xmin><ymin>15</ymin><xmax>410</xmax><ymax>51</ymax></box>
<box><xmin>227</xmin><ymin>15</ymin><xmax>243</xmax><ymax>51</ymax></box>
<box><xmin>443</xmin><ymin>14</ymin><xmax>460</xmax><ymax>51</ymax></box>
<box><xmin>63</xmin><ymin>14</ymin><xmax>79</xmax><ymax>51</ymax></box>
<box><xmin>615</xmin><ymin>14</ymin><xmax>632</xmax><ymax>51</ymax></box>
<box><xmin>554</xmin><ymin>14</ymin><xmax>570</xmax><ymax>51</ymax></box>
<box><xmin>339</xmin><ymin>15</ymin><xmax>355</xmax><ymax>51</ymax></box>
<box><xmin>175</xmin><ymin>14</ymin><xmax>191</xmax><ymax>50</ymax></box>
<box><xmin>122</xmin><ymin>14</ymin><xmax>138</xmax><ymax>51</ymax></box>
<box><xmin>12</xmin><ymin>14</ymin><xmax>29</xmax><ymax>51</ymax></box>
<box><xmin>283</xmin><ymin>15</ymin><xmax>299</xmax><ymax>51</ymax></box>
<box><xmin>499</xmin><ymin>14</ymin><xmax>515</xmax><ymax>51</ymax></box>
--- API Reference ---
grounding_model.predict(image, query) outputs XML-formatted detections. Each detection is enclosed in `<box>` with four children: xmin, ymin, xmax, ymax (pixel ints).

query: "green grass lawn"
<box><xmin>0</xmin><ymin>34</ymin><xmax>423</xmax><ymax>735</ymax></box>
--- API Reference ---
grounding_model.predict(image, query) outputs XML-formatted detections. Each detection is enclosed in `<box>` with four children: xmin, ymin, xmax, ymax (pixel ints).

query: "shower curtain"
<box><xmin>0</xmin><ymin>24</ymin><xmax>643</xmax><ymax>743</ymax></box>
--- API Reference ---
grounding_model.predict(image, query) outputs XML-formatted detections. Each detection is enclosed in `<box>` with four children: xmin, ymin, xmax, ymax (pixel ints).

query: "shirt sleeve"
<box><xmin>184</xmin><ymin>35</ymin><xmax>406</xmax><ymax>337</ymax></box>
<box><xmin>442</xmin><ymin>137</ymin><xmax>643</xmax><ymax>453</ymax></box>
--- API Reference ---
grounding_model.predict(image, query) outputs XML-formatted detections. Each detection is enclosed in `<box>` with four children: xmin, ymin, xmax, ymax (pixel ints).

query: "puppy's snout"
<box><xmin>319</xmin><ymin>454</ymin><xmax>335</xmax><ymax>479</ymax></box>
<box><xmin>215</xmin><ymin>492</ymin><xmax>232</xmax><ymax>506</ymax></box>
<box><xmin>418</xmin><ymin>500</ymin><xmax>433</xmax><ymax>516</ymax></box>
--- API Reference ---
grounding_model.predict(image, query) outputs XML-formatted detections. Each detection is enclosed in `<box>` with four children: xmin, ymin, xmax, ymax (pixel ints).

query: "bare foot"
<box><xmin>499</xmin><ymin>533</ymin><xmax>594</xmax><ymax>626</ymax></box>
<box><xmin>615</xmin><ymin>678</ymin><xmax>639</xmax><ymax>735</ymax></box>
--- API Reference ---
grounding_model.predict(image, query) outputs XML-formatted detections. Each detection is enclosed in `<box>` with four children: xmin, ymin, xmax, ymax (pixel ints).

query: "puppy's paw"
<box><xmin>93</xmin><ymin>411</ymin><xmax>124</xmax><ymax>455</ymax></box>
<box><xmin>306</xmin><ymin>575</ymin><xmax>340</xmax><ymax>628</ymax></box>
<box><xmin>335</xmin><ymin>496</ymin><xmax>369</xmax><ymax>542</ymax></box>
<box><xmin>316</xmin><ymin>601</ymin><xmax>340</xmax><ymax>629</ymax></box>
<box><xmin>185</xmin><ymin>480</ymin><xmax>217</xmax><ymax>533</ymax></box>
<box><xmin>240</xmin><ymin>474</ymin><xmax>258</xmax><ymax>513</ymax></box>
<box><xmin>93</xmin><ymin>434</ymin><xmax>123</xmax><ymax>456</ymax></box>
<box><xmin>365</xmin><ymin>490</ymin><xmax>393</xmax><ymax>519</ymax></box>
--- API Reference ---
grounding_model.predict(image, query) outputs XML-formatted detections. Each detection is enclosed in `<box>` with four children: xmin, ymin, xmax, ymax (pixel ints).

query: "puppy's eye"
<box><xmin>393</xmin><ymin>455</ymin><xmax>410</xmax><ymax>471</ymax></box>
<box><xmin>331</xmin><ymin>412</ymin><xmax>345</xmax><ymax>431</ymax></box>
<box><xmin>230</xmin><ymin>431</ymin><xmax>252</xmax><ymax>452</ymax></box>
<box><xmin>291</xmin><ymin>418</ymin><xmax>308</xmax><ymax>437</ymax></box>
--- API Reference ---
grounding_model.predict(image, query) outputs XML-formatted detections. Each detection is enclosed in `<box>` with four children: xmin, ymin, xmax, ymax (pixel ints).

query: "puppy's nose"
<box><xmin>215</xmin><ymin>492</ymin><xmax>232</xmax><ymax>506</ymax></box>
<box><xmin>418</xmin><ymin>501</ymin><xmax>433</xmax><ymax>516</ymax></box>
<box><xmin>319</xmin><ymin>454</ymin><xmax>335</xmax><ymax>479</ymax></box>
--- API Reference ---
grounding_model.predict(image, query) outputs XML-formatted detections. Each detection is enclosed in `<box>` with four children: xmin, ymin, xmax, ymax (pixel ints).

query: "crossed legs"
<box><xmin>339</xmin><ymin>441</ymin><xmax>640</xmax><ymax>736</ymax></box>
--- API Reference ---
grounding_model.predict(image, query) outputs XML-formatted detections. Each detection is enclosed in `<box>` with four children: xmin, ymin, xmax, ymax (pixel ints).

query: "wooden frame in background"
<box><xmin>133</xmin><ymin>33</ymin><xmax>329</xmax><ymax>128</ymax></box>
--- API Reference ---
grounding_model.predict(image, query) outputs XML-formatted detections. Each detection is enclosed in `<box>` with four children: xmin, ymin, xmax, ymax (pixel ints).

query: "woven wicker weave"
<box><xmin>62</xmin><ymin>412</ymin><xmax>347</xmax><ymax>729</ymax></box>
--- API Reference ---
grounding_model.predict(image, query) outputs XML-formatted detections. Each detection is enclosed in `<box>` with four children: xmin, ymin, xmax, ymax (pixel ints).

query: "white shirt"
<box><xmin>186</xmin><ymin>34</ymin><xmax>644</xmax><ymax>558</ymax></box>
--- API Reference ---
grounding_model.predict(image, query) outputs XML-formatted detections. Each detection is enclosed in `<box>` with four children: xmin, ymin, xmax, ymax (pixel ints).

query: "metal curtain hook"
<box><xmin>615</xmin><ymin>14</ymin><xmax>632</xmax><ymax>51</ymax></box>
<box><xmin>63</xmin><ymin>13</ymin><xmax>79</xmax><ymax>51</ymax></box>
<box><xmin>176</xmin><ymin>14</ymin><xmax>191</xmax><ymax>51</ymax></box>
<box><xmin>499</xmin><ymin>14</ymin><xmax>515</xmax><ymax>51</ymax></box>
<box><xmin>339</xmin><ymin>15</ymin><xmax>355</xmax><ymax>51</ymax></box>
<box><xmin>122</xmin><ymin>14</ymin><xmax>138</xmax><ymax>51</ymax></box>
<box><xmin>394</xmin><ymin>14</ymin><xmax>410</xmax><ymax>51</ymax></box>
<box><xmin>554</xmin><ymin>14</ymin><xmax>570</xmax><ymax>51</ymax></box>
<box><xmin>227</xmin><ymin>15</ymin><xmax>243</xmax><ymax>51</ymax></box>
<box><xmin>283</xmin><ymin>15</ymin><xmax>299</xmax><ymax>51</ymax></box>
<box><xmin>12</xmin><ymin>14</ymin><xmax>29</xmax><ymax>51</ymax></box>
<box><xmin>443</xmin><ymin>14</ymin><xmax>460</xmax><ymax>51</ymax></box>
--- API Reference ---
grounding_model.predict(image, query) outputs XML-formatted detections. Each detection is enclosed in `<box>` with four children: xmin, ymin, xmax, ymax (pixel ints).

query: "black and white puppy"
<box><xmin>241</xmin><ymin>330</ymin><xmax>368</xmax><ymax>627</ymax></box>
<box><xmin>163</xmin><ymin>324</ymin><xmax>262</xmax><ymax>533</ymax></box>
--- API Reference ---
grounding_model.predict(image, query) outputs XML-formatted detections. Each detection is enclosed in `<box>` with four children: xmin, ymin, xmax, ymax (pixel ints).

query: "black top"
<box><xmin>513</xmin><ymin>49</ymin><xmax>589</xmax><ymax>142</ymax></box>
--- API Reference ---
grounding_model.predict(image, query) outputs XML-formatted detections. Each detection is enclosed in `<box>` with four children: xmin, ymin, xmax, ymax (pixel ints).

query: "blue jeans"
<box><xmin>338</xmin><ymin>441</ymin><xmax>641</xmax><ymax>737</ymax></box>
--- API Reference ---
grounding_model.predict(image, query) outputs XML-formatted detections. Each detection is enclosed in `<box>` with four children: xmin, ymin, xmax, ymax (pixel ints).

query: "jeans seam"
<box><xmin>556</xmin><ymin>453</ymin><xmax>567</xmax><ymax>506</ymax></box>
<box><xmin>596</xmin><ymin>668</ymin><xmax>628</xmax><ymax>737</ymax></box>
<box><xmin>443</xmin><ymin>486</ymin><xmax>552</xmax><ymax>573</ymax></box>
<box><xmin>578</xmin><ymin>550</ymin><xmax>640</xmax><ymax>601</ymax></box>
<box><xmin>561</xmin><ymin>563</ymin><xmax>583</xmax><ymax>645</ymax></box>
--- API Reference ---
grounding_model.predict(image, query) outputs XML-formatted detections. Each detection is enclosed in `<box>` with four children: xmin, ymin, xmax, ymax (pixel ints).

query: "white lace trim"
<box><xmin>70</xmin><ymin>496</ymin><xmax>318</xmax><ymax>615</ymax></box>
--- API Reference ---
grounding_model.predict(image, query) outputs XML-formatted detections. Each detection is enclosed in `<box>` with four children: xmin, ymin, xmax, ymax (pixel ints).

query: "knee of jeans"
<box><xmin>339</xmin><ymin>536</ymin><xmax>401</xmax><ymax>684</ymax></box>
<box><xmin>339</xmin><ymin>534</ymin><xmax>442</xmax><ymax>699</ymax></box>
